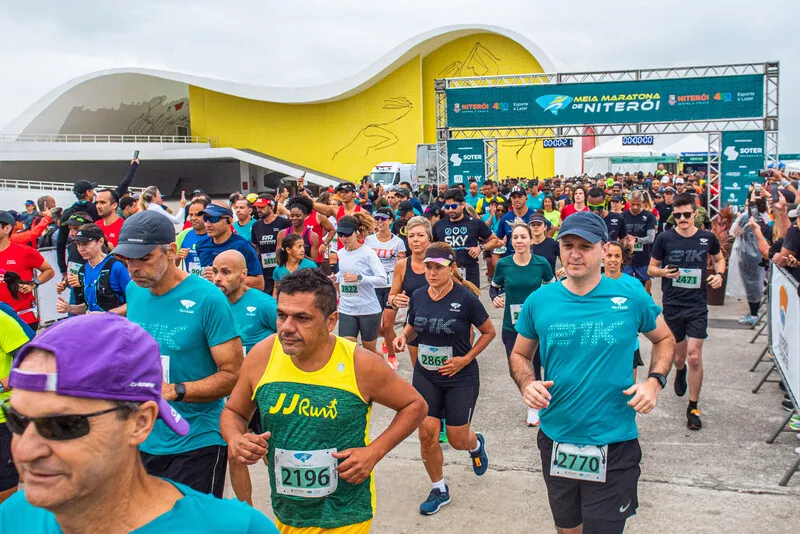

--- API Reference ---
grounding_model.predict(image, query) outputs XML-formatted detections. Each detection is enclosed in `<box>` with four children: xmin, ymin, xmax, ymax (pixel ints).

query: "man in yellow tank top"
<box><xmin>221</xmin><ymin>269</ymin><xmax>427</xmax><ymax>533</ymax></box>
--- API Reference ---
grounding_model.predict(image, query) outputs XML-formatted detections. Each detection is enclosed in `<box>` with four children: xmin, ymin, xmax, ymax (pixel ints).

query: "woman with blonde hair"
<box><xmin>394</xmin><ymin>241</ymin><xmax>495</xmax><ymax>515</ymax></box>
<box><xmin>137</xmin><ymin>186</ymin><xmax>186</xmax><ymax>225</ymax></box>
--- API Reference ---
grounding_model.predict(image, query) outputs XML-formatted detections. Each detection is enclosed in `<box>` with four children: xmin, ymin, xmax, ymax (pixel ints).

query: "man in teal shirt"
<box><xmin>507</xmin><ymin>212</ymin><xmax>675</xmax><ymax>533</ymax></box>
<box><xmin>465</xmin><ymin>180</ymin><xmax>484</xmax><ymax>210</ymax></box>
<box><xmin>114</xmin><ymin>210</ymin><xmax>243</xmax><ymax>498</ymax></box>
<box><xmin>526</xmin><ymin>180</ymin><xmax>544</xmax><ymax>211</ymax></box>
<box><xmin>212</xmin><ymin>249</ymin><xmax>277</xmax><ymax>505</ymax></box>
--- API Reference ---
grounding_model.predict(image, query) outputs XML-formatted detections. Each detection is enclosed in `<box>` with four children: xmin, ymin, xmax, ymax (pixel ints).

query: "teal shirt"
<box><xmin>272</xmin><ymin>258</ymin><xmax>318</xmax><ymax>282</ymax></box>
<box><xmin>465</xmin><ymin>192</ymin><xmax>484</xmax><ymax>209</ymax></box>
<box><xmin>515</xmin><ymin>277</ymin><xmax>661</xmax><ymax>445</ymax></box>
<box><xmin>231</xmin><ymin>289</ymin><xmax>278</xmax><ymax>352</ymax></box>
<box><xmin>526</xmin><ymin>193</ymin><xmax>544</xmax><ymax>211</ymax></box>
<box><xmin>0</xmin><ymin>480</ymin><xmax>279</xmax><ymax>533</ymax></box>
<box><xmin>234</xmin><ymin>218</ymin><xmax>256</xmax><ymax>242</ymax></box>
<box><xmin>607</xmin><ymin>272</ymin><xmax>654</xmax><ymax>351</ymax></box>
<box><xmin>492</xmin><ymin>254</ymin><xmax>554</xmax><ymax>332</ymax></box>
<box><xmin>126</xmin><ymin>276</ymin><xmax>240</xmax><ymax>455</ymax></box>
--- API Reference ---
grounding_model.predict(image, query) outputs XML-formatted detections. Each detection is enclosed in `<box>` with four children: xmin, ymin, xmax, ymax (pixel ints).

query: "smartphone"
<box><xmin>133</xmin><ymin>150</ymin><xmax>139</xmax><ymax>160</ymax></box>
<box><xmin>749</xmin><ymin>205</ymin><xmax>759</xmax><ymax>218</ymax></box>
<box><xmin>771</xmin><ymin>184</ymin><xmax>780</xmax><ymax>202</ymax></box>
<box><xmin>665</xmin><ymin>265</ymin><xmax>679</xmax><ymax>273</ymax></box>
<box><xmin>754</xmin><ymin>183</ymin><xmax>761</xmax><ymax>192</ymax></box>
<box><xmin>758</xmin><ymin>169</ymin><xmax>773</xmax><ymax>178</ymax></box>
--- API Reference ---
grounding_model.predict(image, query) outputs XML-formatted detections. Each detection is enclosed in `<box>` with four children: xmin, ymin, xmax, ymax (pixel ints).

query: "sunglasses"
<box><xmin>202</xmin><ymin>215</ymin><xmax>225</xmax><ymax>224</ymax></box>
<box><xmin>587</xmin><ymin>204</ymin><xmax>605</xmax><ymax>211</ymax></box>
<box><xmin>1</xmin><ymin>400</ymin><xmax>125</xmax><ymax>441</ymax></box>
<box><xmin>374</xmin><ymin>215</ymin><xmax>391</xmax><ymax>221</ymax></box>
<box><xmin>336</xmin><ymin>231</ymin><xmax>354</xmax><ymax>238</ymax></box>
<box><xmin>444</xmin><ymin>204</ymin><xmax>460</xmax><ymax>210</ymax></box>
<box><xmin>674</xmin><ymin>211</ymin><xmax>694</xmax><ymax>219</ymax></box>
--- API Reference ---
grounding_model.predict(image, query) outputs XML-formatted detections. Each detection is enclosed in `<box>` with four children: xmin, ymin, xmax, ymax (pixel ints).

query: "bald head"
<box><xmin>212</xmin><ymin>250</ymin><xmax>248</xmax><ymax>298</ymax></box>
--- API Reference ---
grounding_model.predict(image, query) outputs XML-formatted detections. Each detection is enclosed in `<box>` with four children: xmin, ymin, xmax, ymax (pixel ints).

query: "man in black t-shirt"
<box><xmin>432</xmin><ymin>189</ymin><xmax>499</xmax><ymax>288</ymax></box>
<box><xmin>622</xmin><ymin>190</ymin><xmax>658</xmax><ymax>292</ymax></box>
<box><xmin>588</xmin><ymin>187</ymin><xmax>627</xmax><ymax>242</ymax></box>
<box><xmin>655</xmin><ymin>187</ymin><xmax>675</xmax><ymax>232</ymax></box>
<box><xmin>250</xmin><ymin>195</ymin><xmax>290</xmax><ymax>295</ymax></box>
<box><xmin>648</xmin><ymin>193</ymin><xmax>725</xmax><ymax>431</ymax></box>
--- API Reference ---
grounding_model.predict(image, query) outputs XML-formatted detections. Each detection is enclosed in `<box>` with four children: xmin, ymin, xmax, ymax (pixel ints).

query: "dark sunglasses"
<box><xmin>2</xmin><ymin>400</ymin><xmax>125</xmax><ymax>441</ymax></box>
<box><xmin>444</xmin><ymin>203</ymin><xmax>461</xmax><ymax>210</ymax></box>
<box><xmin>374</xmin><ymin>215</ymin><xmax>391</xmax><ymax>221</ymax></box>
<box><xmin>336</xmin><ymin>231</ymin><xmax>354</xmax><ymax>238</ymax></box>
<box><xmin>674</xmin><ymin>211</ymin><xmax>694</xmax><ymax>219</ymax></box>
<box><xmin>202</xmin><ymin>215</ymin><xmax>225</xmax><ymax>224</ymax></box>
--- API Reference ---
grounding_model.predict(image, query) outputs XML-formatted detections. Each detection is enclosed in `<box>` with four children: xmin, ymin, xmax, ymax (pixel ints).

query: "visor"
<box><xmin>424</xmin><ymin>247</ymin><xmax>454</xmax><ymax>266</ymax></box>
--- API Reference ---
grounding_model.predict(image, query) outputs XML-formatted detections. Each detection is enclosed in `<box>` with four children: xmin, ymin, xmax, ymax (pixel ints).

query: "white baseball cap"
<box><xmin>675</xmin><ymin>177</ymin><xmax>685</xmax><ymax>184</ymax></box>
<box><xmin>660</xmin><ymin>176</ymin><xmax>670</xmax><ymax>183</ymax></box>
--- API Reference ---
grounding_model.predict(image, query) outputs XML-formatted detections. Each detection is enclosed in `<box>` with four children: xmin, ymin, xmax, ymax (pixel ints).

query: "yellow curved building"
<box><xmin>2</xmin><ymin>25</ymin><xmax>557</xmax><ymax>193</ymax></box>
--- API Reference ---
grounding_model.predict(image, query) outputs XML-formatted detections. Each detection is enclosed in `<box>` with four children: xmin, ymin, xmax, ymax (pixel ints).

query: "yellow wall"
<box><xmin>190</xmin><ymin>32</ymin><xmax>554</xmax><ymax>182</ymax></box>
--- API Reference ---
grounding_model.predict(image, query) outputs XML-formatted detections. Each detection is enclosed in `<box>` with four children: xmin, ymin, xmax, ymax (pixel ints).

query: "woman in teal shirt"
<box><xmin>271</xmin><ymin>233</ymin><xmax>317</xmax><ymax>296</ymax></box>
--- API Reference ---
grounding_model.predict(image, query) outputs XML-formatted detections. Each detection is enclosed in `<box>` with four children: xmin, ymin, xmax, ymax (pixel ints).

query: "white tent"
<box><xmin>583</xmin><ymin>134</ymin><xmax>708</xmax><ymax>175</ymax></box>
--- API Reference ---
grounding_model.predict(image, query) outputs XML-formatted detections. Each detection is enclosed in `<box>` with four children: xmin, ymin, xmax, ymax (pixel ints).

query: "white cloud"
<box><xmin>1</xmin><ymin>0</ymin><xmax>797</xmax><ymax>148</ymax></box>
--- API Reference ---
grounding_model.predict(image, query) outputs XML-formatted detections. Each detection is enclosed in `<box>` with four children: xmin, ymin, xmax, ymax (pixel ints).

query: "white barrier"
<box><xmin>36</xmin><ymin>247</ymin><xmax>67</xmax><ymax>325</ymax></box>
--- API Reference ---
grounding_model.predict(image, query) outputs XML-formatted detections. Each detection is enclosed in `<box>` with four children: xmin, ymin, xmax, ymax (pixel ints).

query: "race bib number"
<box><xmin>419</xmin><ymin>344</ymin><xmax>453</xmax><ymax>371</ymax></box>
<box><xmin>632</xmin><ymin>242</ymin><xmax>643</xmax><ymax>252</ymax></box>
<box><xmin>160</xmin><ymin>355</ymin><xmax>170</xmax><ymax>383</ymax></box>
<box><xmin>187</xmin><ymin>261</ymin><xmax>202</xmax><ymax>277</ymax></box>
<box><xmin>510</xmin><ymin>304</ymin><xmax>522</xmax><ymax>325</ymax></box>
<box><xmin>274</xmin><ymin>447</ymin><xmax>338</xmax><ymax>498</ymax></box>
<box><xmin>261</xmin><ymin>252</ymin><xmax>277</xmax><ymax>269</ymax></box>
<box><xmin>550</xmin><ymin>441</ymin><xmax>607</xmax><ymax>483</ymax></box>
<box><xmin>493</xmin><ymin>246</ymin><xmax>507</xmax><ymax>255</ymax></box>
<box><xmin>674</xmin><ymin>268</ymin><xmax>702</xmax><ymax>289</ymax></box>
<box><xmin>340</xmin><ymin>283</ymin><xmax>359</xmax><ymax>296</ymax></box>
<box><xmin>68</xmin><ymin>261</ymin><xmax>81</xmax><ymax>276</ymax></box>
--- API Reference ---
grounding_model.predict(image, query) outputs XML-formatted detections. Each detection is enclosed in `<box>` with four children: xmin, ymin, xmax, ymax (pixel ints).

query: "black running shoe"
<box><xmin>687</xmin><ymin>409</ymin><xmax>702</xmax><ymax>430</ymax></box>
<box><xmin>783</xmin><ymin>399</ymin><xmax>794</xmax><ymax>411</ymax></box>
<box><xmin>674</xmin><ymin>366</ymin><xmax>688</xmax><ymax>397</ymax></box>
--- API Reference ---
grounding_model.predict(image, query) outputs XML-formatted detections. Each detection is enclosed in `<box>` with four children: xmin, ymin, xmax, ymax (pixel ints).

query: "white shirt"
<box><xmin>335</xmin><ymin>244</ymin><xmax>387</xmax><ymax>316</ymax></box>
<box><xmin>147</xmin><ymin>202</ymin><xmax>185</xmax><ymax>225</ymax></box>
<box><xmin>364</xmin><ymin>233</ymin><xmax>406</xmax><ymax>288</ymax></box>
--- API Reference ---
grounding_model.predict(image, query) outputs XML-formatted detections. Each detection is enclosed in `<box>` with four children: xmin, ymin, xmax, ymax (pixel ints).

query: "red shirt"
<box><xmin>560</xmin><ymin>203</ymin><xmax>589</xmax><ymax>221</ymax></box>
<box><xmin>304</xmin><ymin>211</ymin><xmax>324</xmax><ymax>262</ymax></box>
<box><xmin>99</xmin><ymin>217</ymin><xmax>124</xmax><ymax>248</ymax></box>
<box><xmin>0</xmin><ymin>243</ymin><xmax>45</xmax><ymax>324</ymax></box>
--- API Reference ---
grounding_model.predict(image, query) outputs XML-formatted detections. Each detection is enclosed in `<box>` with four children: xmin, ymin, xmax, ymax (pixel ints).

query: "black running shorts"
<box><xmin>0</xmin><ymin>426</ymin><xmax>19</xmax><ymax>491</ymax></box>
<box><xmin>663</xmin><ymin>305</ymin><xmax>708</xmax><ymax>342</ymax></box>
<box><xmin>537</xmin><ymin>430</ymin><xmax>641</xmax><ymax>530</ymax></box>
<box><xmin>141</xmin><ymin>445</ymin><xmax>228</xmax><ymax>498</ymax></box>
<box><xmin>412</xmin><ymin>368</ymin><xmax>479</xmax><ymax>427</ymax></box>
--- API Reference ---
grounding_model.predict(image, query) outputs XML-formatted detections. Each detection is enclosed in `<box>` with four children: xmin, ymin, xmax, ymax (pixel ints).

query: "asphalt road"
<box><xmin>227</xmin><ymin>278</ymin><xmax>800</xmax><ymax>533</ymax></box>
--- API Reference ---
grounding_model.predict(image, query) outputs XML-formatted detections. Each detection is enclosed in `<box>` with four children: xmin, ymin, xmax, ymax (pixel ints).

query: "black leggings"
<box><xmin>501</xmin><ymin>329</ymin><xmax>541</xmax><ymax>380</ymax></box>
<box><xmin>748</xmin><ymin>301</ymin><xmax>760</xmax><ymax>316</ymax></box>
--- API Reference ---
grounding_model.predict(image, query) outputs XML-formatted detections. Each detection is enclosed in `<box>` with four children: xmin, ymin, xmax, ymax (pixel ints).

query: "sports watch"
<box><xmin>648</xmin><ymin>373</ymin><xmax>667</xmax><ymax>389</ymax></box>
<box><xmin>356</xmin><ymin>274</ymin><xmax>363</xmax><ymax>282</ymax></box>
<box><xmin>174</xmin><ymin>382</ymin><xmax>187</xmax><ymax>402</ymax></box>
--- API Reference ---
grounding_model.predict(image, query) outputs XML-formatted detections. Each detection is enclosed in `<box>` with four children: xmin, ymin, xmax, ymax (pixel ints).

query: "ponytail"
<box><xmin>138</xmin><ymin>186</ymin><xmax>158</xmax><ymax>212</ymax></box>
<box><xmin>279</xmin><ymin>233</ymin><xmax>303</xmax><ymax>267</ymax></box>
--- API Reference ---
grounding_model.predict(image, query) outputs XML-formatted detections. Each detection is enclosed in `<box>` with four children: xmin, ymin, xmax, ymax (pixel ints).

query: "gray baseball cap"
<box><xmin>0</xmin><ymin>210</ymin><xmax>15</xmax><ymax>227</ymax></box>
<box><xmin>557</xmin><ymin>211</ymin><xmax>608</xmax><ymax>244</ymax></box>
<box><xmin>112</xmin><ymin>210</ymin><xmax>176</xmax><ymax>259</ymax></box>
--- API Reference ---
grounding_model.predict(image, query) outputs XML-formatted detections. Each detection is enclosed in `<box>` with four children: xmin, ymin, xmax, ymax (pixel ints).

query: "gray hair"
<box><xmin>630</xmin><ymin>190</ymin><xmax>644</xmax><ymax>202</ymax></box>
<box><xmin>406</xmin><ymin>216</ymin><xmax>432</xmax><ymax>240</ymax></box>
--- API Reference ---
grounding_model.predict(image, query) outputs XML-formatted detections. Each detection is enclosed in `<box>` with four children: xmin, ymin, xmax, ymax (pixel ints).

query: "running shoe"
<box><xmin>419</xmin><ymin>486</ymin><xmax>450</xmax><ymax>515</ymax></box>
<box><xmin>737</xmin><ymin>315</ymin><xmax>758</xmax><ymax>326</ymax></box>
<box><xmin>674</xmin><ymin>366</ymin><xmax>688</xmax><ymax>397</ymax></box>
<box><xmin>788</xmin><ymin>415</ymin><xmax>800</xmax><ymax>432</ymax></box>
<box><xmin>470</xmin><ymin>432</ymin><xmax>488</xmax><ymax>476</ymax></box>
<box><xmin>783</xmin><ymin>399</ymin><xmax>795</xmax><ymax>412</ymax></box>
<box><xmin>687</xmin><ymin>409</ymin><xmax>702</xmax><ymax>430</ymax></box>
<box><xmin>387</xmin><ymin>355</ymin><xmax>399</xmax><ymax>371</ymax></box>
<box><xmin>439</xmin><ymin>419</ymin><xmax>447</xmax><ymax>443</ymax></box>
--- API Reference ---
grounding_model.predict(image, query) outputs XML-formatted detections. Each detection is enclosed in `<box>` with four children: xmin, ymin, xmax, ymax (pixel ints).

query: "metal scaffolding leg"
<box><xmin>749</xmin><ymin>320</ymin><xmax>768</xmax><ymax>343</ymax></box>
<box><xmin>752</xmin><ymin>364</ymin><xmax>778</xmax><ymax>393</ymax></box>
<box><xmin>779</xmin><ymin>455</ymin><xmax>800</xmax><ymax>487</ymax></box>
<box><xmin>749</xmin><ymin>346</ymin><xmax>770</xmax><ymax>372</ymax></box>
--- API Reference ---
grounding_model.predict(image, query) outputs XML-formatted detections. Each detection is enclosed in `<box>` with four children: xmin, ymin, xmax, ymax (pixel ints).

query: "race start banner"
<box><xmin>447</xmin><ymin>75</ymin><xmax>764</xmax><ymax>129</ymax></box>
<box><xmin>447</xmin><ymin>139</ymin><xmax>485</xmax><ymax>186</ymax></box>
<box><xmin>720</xmin><ymin>130</ymin><xmax>765</xmax><ymax>208</ymax></box>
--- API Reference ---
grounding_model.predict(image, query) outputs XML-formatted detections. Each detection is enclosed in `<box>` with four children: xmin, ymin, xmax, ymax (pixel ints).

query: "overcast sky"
<box><xmin>1</xmin><ymin>0</ymin><xmax>797</xmax><ymax>148</ymax></box>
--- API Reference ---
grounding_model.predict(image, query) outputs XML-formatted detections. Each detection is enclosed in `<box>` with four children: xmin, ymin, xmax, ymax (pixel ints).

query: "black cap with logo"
<box><xmin>112</xmin><ymin>210</ymin><xmax>176</xmax><ymax>259</ymax></box>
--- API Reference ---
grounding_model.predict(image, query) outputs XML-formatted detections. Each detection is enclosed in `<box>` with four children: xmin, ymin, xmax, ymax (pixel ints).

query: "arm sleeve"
<box><xmin>115</xmin><ymin>161</ymin><xmax>139</xmax><ymax>197</ymax></box>
<box><xmin>638</xmin><ymin>228</ymin><xmax>656</xmax><ymax>245</ymax></box>
<box><xmin>489</xmin><ymin>261</ymin><xmax>505</xmax><ymax>299</ymax></box>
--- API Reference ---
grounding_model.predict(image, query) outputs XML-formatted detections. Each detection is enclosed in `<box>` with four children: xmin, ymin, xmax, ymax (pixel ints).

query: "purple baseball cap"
<box><xmin>9</xmin><ymin>314</ymin><xmax>189</xmax><ymax>436</ymax></box>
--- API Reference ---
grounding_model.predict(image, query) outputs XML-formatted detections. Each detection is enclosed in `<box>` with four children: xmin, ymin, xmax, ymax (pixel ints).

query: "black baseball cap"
<box><xmin>397</xmin><ymin>201</ymin><xmax>414</xmax><ymax>215</ymax></box>
<box><xmin>112</xmin><ymin>211</ymin><xmax>176</xmax><ymax>259</ymax></box>
<box><xmin>336</xmin><ymin>183</ymin><xmax>356</xmax><ymax>193</ymax></box>
<box><xmin>65</xmin><ymin>212</ymin><xmax>93</xmax><ymax>227</ymax></box>
<box><xmin>336</xmin><ymin>218</ymin><xmax>359</xmax><ymax>236</ymax></box>
<box><xmin>611</xmin><ymin>195</ymin><xmax>624</xmax><ymax>203</ymax></box>
<box><xmin>557</xmin><ymin>211</ymin><xmax>608</xmax><ymax>244</ymax></box>
<box><xmin>530</xmin><ymin>213</ymin><xmax>548</xmax><ymax>225</ymax></box>
<box><xmin>73</xmin><ymin>180</ymin><xmax>98</xmax><ymax>196</ymax></box>
<box><xmin>374</xmin><ymin>207</ymin><xmax>394</xmax><ymax>219</ymax></box>
<box><xmin>73</xmin><ymin>226</ymin><xmax>106</xmax><ymax>243</ymax></box>
<box><xmin>509</xmin><ymin>185</ymin><xmax>526</xmax><ymax>196</ymax></box>
<box><xmin>0</xmin><ymin>211</ymin><xmax>15</xmax><ymax>226</ymax></box>
<box><xmin>423</xmin><ymin>205</ymin><xmax>442</xmax><ymax>219</ymax></box>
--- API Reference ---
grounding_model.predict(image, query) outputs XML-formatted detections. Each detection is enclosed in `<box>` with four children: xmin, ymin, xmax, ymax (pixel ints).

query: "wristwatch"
<box><xmin>648</xmin><ymin>373</ymin><xmax>667</xmax><ymax>389</ymax></box>
<box><xmin>174</xmin><ymin>382</ymin><xmax>187</xmax><ymax>402</ymax></box>
<box><xmin>357</xmin><ymin>274</ymin><xmax>363</xmax><ymax>282</ymax></box>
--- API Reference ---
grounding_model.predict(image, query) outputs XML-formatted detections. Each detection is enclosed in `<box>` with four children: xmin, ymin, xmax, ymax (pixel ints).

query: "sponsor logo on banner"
<box><xmin>536</xmin><ymin>95</ymin><xmax>574</xmax><ymax>115</ymax></box>
<box><xmin>450</xmin><ymin>153</ymin><xmax>463</xmax><ymax>167</ymax></box>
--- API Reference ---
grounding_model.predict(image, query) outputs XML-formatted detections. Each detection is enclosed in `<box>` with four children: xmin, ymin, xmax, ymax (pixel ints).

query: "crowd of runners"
<box><xmin>1</xmin><ymin>158</ymin><xmax>800</xmax><ymax>533</ymax></box>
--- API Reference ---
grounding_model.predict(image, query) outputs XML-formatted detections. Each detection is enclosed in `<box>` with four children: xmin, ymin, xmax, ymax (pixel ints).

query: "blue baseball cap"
<box><xmin>557</xmin><ymin>211</ymin><xmax>608</xmax><ymax>244</ymax></box>
<box><xmin>199</xmin><ymin>204</ymin><xmax>234</xmax><ymax>218</ymax></box>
